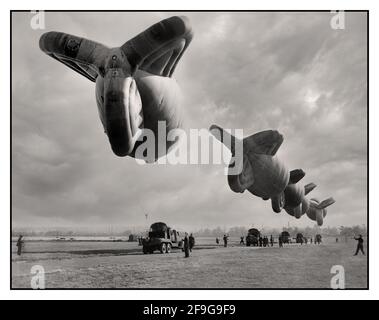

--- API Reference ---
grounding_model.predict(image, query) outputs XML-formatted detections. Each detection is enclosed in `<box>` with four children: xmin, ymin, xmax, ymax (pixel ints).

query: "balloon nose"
<box><xmin>104</xmin><ymin>76</ymin><xmax>143</xmax><ymax>156</ymax></box>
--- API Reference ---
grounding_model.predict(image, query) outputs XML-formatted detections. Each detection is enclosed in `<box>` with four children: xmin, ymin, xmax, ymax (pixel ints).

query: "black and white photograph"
<box><xmin>9</xmin><ymin>9</ymin><xmax>369</xmax><ymax>293</ymax></box>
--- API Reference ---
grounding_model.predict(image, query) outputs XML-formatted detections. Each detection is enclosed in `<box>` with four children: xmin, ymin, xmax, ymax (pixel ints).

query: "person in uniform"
<box><xmin>183</xmin><ymin>233</ymin><xmax>190</xmax><ymax>258</ymax></box>
<box><xmin>223</xmin><ymin>234</ymin><xmax>228</xmax><ymax>247</ymax></box>
<box><xmin>189</xmin><ymin>233</ymin><xmax>195</xmax><ymax>252</ymax></box>
<box><xmin>16</xmin><ymin>235</ymin><xmax>24</xmax><ymax>256</ymax></box>
<box><xmin>354</xmin><ymin>235</ymin><xmax>365</xmax><ymax>256</ymax></box>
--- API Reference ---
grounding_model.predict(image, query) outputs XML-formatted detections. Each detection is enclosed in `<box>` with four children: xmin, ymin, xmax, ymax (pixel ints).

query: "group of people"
<box><xmin>215</xmin><ymin>234</ymin><xmax>367</xmax><ymax>257</ymax></box>
<box><xmin>215</xmin><ymin>235</ymin><xmax>229</xmax><ymax>247</ymax></box>
<box><xmin>14</xmin><ymin>233</ymin><xmax>366</xmax><ymax>258</ymax></box>
<box><xmin>189</xmin><ymin>233</ymin><xmax>366</xmax><ymax>257</ymax></box>
<box><xmin>258</xmin><ymin>236</ymin><xmax>274</xmax><ymax>247</ymax></box>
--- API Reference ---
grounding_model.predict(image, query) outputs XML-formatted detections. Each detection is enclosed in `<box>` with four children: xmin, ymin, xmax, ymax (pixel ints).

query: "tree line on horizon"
<box><xmin>193</xmin><ymin>225</ymin><xmax>367</xmax><ymax>238</ymax></box>
<box><xmin>12</xmin><ymin>224</ymin><xmax>367</xmax><ymax>238</ymax></box>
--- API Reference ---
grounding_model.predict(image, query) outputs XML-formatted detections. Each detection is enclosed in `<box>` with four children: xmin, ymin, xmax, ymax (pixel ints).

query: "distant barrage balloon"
<box><xmin>283</xmin><ymin>169</ymin><xmax>317</xmax><ymax>219</ymax></box>
<box><xmin>209</xmin><ymin>124</ymin><xmax>289</xmax><ymax>213</ymax></box>
<box><xmin>306</xmin><ymin>197</ymin><xmax>336</xmax><ymax>226</ymax></box>
<box><xmin>39</xmin><ymin>16</ymin><xmax>193</xmax><ymax>160</ymax></box>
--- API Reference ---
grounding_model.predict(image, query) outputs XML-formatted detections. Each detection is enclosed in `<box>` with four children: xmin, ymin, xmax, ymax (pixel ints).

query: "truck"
<box><xmin>315</xmin><ymin>234</ymin><xmax>322</xmax><ymax>245</ymax></box>
<box><xmin>281</xmin><ymin>231</ymin><xmax>291</xmax><ymax>244</ymax></box>
<box><xmin>246</xmin><ymin>228</ymin><xmax>260</xmax><ymax>246</ymax></box>
<box><xmin>142</xmin><ymin>222</ymin><xmax>184</xmax><ymax>254</ymax></box>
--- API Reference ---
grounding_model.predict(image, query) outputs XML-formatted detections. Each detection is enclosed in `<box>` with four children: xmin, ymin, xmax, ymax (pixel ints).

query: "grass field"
<box><xmin>11</xmin><ymin>238</ymin><xmax>367</xmax><ymax>289</ymax></box>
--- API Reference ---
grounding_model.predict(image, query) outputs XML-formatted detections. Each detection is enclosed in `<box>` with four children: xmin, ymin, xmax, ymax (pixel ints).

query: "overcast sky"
<box><xmin>12</xmin><ymin>12</ymin><xmax>367</xmax><ymax>231</ymax></box>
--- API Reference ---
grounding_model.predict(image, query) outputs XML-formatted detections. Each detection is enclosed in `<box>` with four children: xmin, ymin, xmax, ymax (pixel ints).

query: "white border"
<box><xmin>1</xmin><ymin>0</ymin><xmax>376</xmax><ymax>300</ymax></box>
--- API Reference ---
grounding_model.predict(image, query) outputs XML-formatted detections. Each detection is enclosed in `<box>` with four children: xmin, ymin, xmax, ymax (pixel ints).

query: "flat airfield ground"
<box><xmin>12</xmin><ymin>238</ymin><xmax>367</xmax><ymax>289</ymax></box>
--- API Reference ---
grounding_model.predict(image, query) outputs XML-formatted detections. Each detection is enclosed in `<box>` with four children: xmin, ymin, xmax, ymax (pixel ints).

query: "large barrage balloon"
<box><xmin>283</xmin><ymin>169</ymin><xmax>317</xmax><ymax>219</ymax></box>
<box><xmin>209</xmin><ymin>125</ymin><xmax>289</xmax><ymax>213</ymax></box>
<box><xmin>39</xmin><ymin>16</ymin><xmax>193</xmax><ymax>160</ymax></box>
<box><xmin>306</xmin><ymin>197</ymin><xmax>336</xmax><ymax>226</ymax></box>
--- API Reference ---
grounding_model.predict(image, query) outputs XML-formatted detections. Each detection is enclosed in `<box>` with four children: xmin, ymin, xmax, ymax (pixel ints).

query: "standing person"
<box><xmin>270</xmin><ymin>235</ymin><xmax>274</xmax><ymax>247</ymax></box>
<box><xmin>223</xmin><ymin>234</ymin><xmax>228</xmax><ymax>247</ymax></box>
<box><xmin>189</xmin><ymin>233</ymin><xmax>195</xmax><ymax>252</ymax></box>
<box><xmin>310</xmin><ymin>238</ymin><xmax>313</xmax><ymax>244</ymax></box>
<box><xmin>183</xmin><ymin>233</ymin><xmax>190</xmax><ymax>258</ymax></box>
<box><xmin>354</xmin><ymin>235</ymin><xmax>365</xmax><ymax>256</ymax></box>
<box><xmin>259</xmin><ymin>236</ymin><xmax>263</xmax><ymax>247</ymax></box>
<box><xmin>216</xmin><ymin>237</ymin><xmax>219</xmax><ymax>245</ymax></box>
<box><xmin>240</xmin><ymin>236</ymin><xmax>245</xmax><ymax>245</ymax></box>
<box><xmin>16</xmin><ymin>235</ymin><xmax>24</xmax><ymax>256</ymax></box>
<box><xmin>279</xmin><ymin>236</ymin><xmax>283</xmax><ymax>248</ymax></box>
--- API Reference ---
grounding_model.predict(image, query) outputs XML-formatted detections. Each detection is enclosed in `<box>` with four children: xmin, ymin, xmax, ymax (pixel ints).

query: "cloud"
<box><xmin>11</xmin><ymin>12</ymin><xmax>367</xmax><ymax>230</ymax></box>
